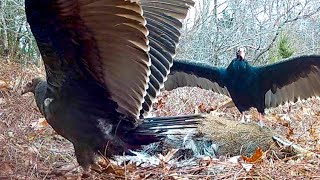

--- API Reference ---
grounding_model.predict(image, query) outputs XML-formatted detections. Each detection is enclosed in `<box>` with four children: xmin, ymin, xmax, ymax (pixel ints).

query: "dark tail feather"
<box><xmin>136</xmin><ymin>114</ymin><xmax>202</xmax><ymax>134</ymax></box>
<box><xmin>124</xmin><ymin>114</ymin><xmax>203</xmax><ymax>147</ymax></box>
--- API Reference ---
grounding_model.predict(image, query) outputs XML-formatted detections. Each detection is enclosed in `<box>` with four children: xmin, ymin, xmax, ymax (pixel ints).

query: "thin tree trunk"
<box><xmin>11</xmin><ymin>23</ymin><xmax>23</xmax><ymax>59</ymax></box>
<box><xmin>212</xmin><ymin>0</ymin><xmax>218</xmax><ymax>65</ymax></box>
<box><xmin>0</xmin><ymin>0</ymin><xmax>9</xmax><ymax>60</ymax></box>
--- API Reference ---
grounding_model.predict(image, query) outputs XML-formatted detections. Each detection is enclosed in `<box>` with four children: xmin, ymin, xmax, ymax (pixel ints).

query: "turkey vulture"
<box><xmin>23</xmin><ymin>0</ymin><xmax>199</xmax><ymax>170</ymax></box>
<box><xmin>165</xmin><ymin>48</ymin><xmax>320</xmax><ymax>120</ymax></box>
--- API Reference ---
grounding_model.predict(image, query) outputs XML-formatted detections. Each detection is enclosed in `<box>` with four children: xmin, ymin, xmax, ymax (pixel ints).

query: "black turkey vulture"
<box><xmin>23</xmin><ymin>0</ymin><xmax>200</xmax><ymax>170</ymax></box>
<box><xmin>165</xmin><ymin>48</ymin><xmax>320</xmax><ymax>121</ymax></box>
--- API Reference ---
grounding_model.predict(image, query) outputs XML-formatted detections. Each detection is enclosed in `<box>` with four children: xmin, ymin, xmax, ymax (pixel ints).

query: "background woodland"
<box><xmin>2</xmin><ymin>0</ymin><xmax>320</xmax><ymax>66</ymax></box>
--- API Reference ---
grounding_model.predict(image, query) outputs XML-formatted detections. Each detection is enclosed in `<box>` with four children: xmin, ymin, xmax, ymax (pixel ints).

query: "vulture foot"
<box><xmin>80</xmin><ymin>154</ymin><xmax>111</xmax><ymax>177</ymax></box>
<box><xmin>257</xmin><ymin>113</ymin><xmax>265</xmax><ymax>127</ymax></box>
<box><xmin>239</xmin><ymin>113</ymin><xmax>247</xmax><ymax>123</ymax></box>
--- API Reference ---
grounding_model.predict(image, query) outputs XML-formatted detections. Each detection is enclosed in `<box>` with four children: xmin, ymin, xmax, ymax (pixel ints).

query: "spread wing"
<box><xmin>26</xmin><ymin>0</ymin><xmax>150</xmax><ymax>119</ymax></box>
<box><xmin>139</xmin><ymin>0</ymin><xmax>195</xmax><ymax>116</ymax></box>
<box><xmin>258</xmin><ymin>55</ymin><xmax>320</xmax><ymax>108</ymax></box>
<box><xmin>164</xmin><ymin>60</ymin><xmax>230</xmax><ymax>96</ymax></box>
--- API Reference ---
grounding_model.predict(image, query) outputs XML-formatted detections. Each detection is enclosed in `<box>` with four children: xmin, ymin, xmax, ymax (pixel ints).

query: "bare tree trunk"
<box><xmin>213</xmin><ymin>0</ymin><xmax>218</xmax><ymax>18</ymax></box>
<box><xmin>11</xmin><ymin>23</ymin><xmax>23</xmax><ymax>59</ymax></box>
<box><xmin>0</xmin><ymin>0</ymin><xmax>9</xmax><ymax>61</ymax></box>
<box><xmin>212</xmin><ymin>0</ymin><xmax>219</xmax><ymax>65</ymax></box>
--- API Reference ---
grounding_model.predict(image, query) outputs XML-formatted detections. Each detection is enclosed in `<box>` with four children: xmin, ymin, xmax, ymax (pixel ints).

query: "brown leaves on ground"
<box><xmin>0</xmin><ymin>80</ymin><xmax>10</xmax><ymax>92</ymax></box>
<box><xmin>241</xmin><ymin>148</ymin><xmax>264</xmax><ymax>163</ymax></box>
<box><xmin>153</xmin><ymin>87</ymin><xmax>320</xmax><ymax>178</ymax></box>
<box><xmin>92</xmin><ymin>161</ymin><xmax>137</xmax><ymax>179</ymax></box>
<box><xmin>31</xmin><ymin>117</ymin><xmax>49</xmax><ymax>130</ymax></box>
<box><xmin>0</xmin><ymin>162</ymin><xmax>14</xmax><ymax>176</ymax></box>
<box><xmin>1</xmin><ymin>60</ymin><xmax>320</xmax><ymax>179</ymax></box>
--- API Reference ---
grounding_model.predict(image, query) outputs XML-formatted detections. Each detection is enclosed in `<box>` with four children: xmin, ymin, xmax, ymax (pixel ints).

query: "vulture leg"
<box><xmin>73</xmin><ymin>144</ymin><xmax>97</xmax><ymax>172</ymax></box>
<box><xmin>256</xmin><ymin>100</ymin><xmax>266</xmax><ymax>127</ymax></box>
<box><xmin>51</xmin><ymin>144</ymin><xmax>98</xmax><ymax>177</ymax></box>
<box><xmin>240</xmin><ymin>112</ymin><xmax>246</xmax><ymax>123</ymax></box>
<box><xmin>257</xmin><ymin>112</ymin><xmax>265</xmax><ymax>127</ymax></box>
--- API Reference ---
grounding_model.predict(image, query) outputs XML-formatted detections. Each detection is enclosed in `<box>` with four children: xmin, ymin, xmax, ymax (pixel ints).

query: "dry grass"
<box><xmin>0</xmin><ymin>60</ymin><xmax>320</xmax><ymax>179</ymax></box>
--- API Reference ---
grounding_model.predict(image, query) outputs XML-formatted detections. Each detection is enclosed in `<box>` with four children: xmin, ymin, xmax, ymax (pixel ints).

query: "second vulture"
<box><xmin>165</xmin><ymin>48</ymin><xmax>320</xmax><ymax>120</ymax></box>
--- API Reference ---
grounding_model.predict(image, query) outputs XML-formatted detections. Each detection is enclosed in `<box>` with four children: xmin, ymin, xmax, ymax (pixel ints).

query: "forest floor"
<box><xmin>0</xmin><ymin>60</ymin><xmax>320</xmax><ymax>179</ymax></box>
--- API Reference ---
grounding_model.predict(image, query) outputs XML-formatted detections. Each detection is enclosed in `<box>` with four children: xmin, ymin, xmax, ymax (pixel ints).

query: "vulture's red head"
<box><xmin>236</xmin><ymin>48</ymin><xmax>246</xmax><ymax>60</ymax></box>
<box><xmin>21</xmin><ymin>77</ymin><xmax>43</xmax><ymax>95</ymax></box>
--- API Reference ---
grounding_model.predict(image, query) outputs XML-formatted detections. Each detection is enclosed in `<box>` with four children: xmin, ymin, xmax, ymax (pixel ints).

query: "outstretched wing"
<box><xmin>164</xmin><ymin>60</ymin><xmax>230</xmax><ymax>96</ymax></box>
<box><xmin>258</xmin><ymin>55</ymin><xmax>320</xmax><ymax>108</ymax></box>
<box><xmin>26</xmin><ymin>0</ymin><xmax>150</xmax><ymax>119</ymax></box>
<box><xmin>139</xmin><ymin>0</ymin><xmax>195</xmax><ymax>116</ymax></box>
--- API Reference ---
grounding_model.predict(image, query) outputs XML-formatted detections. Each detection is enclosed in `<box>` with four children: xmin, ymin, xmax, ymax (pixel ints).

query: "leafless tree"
<box><xmin>0</xmin><ymin>0</ymin><xmax>320</xmax><ymax>67</ymax></box>
<box><xmin>0</xmin><ymin>0</ymin><xmax>39</xmax><ymax>65</ymax></box>
<box><xmin>176</xmin><ymin>0</ymin><xmax>320</xmax><ymax>66</ymax></box>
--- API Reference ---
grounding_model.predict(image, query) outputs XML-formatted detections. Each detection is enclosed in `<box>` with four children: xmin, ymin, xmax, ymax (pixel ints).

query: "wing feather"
<box><xmin>26</xmin><ymin>0</ymin><xmax>151</xmax><ymax>119</ymax></box>
<box><xmin>164</xmin><ymin>60</ymin><xmax>229</xmax><ymax>96</ymax></box>
<box><xmin>79</xmin><ymin>1</ymin><xmax>150</xmax><ymax>118</ymax></box>
<box><xmin>139</xmin><ymin>0</ymin><xmax>194</xmax><ymax>117</ymax></box>
<box><xmin>259</xmin><ymin>55</ymin><xmax>320</xmax><ymax>108</ymax></box>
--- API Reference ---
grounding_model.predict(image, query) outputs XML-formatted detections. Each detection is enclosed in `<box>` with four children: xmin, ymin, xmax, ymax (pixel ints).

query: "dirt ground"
<box><xmin>0</xmin><ymin>60</ymin><xmax>320</xmax><ymax>179</ymax></box>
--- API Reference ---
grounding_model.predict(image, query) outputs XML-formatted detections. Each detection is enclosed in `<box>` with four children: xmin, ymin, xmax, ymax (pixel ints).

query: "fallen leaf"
<box><xmin>97</xmin><ymin>156</ymin><xmax>110</xmax><ymax>167</ymax></box>
<box><xmin>159</xmin><ymin>149</ymin><xmax>178</xmax><ymax>164</ymax></box>
<box><xmin>158</xmin><ymin>149</ymin><xmax>178</xmax><ymax>170</ymax></box>
<box><xmin>241</xmin><ymin>148</ymin><xmax>264</xmax><ymax>163</ymax></box>
<box><xmin>31</xmin><ymin>118</ymin><xmax>49</xmax><ymax>131</ymax></box>
<box><xmin>309</xmin><ymin>126</ymin><xmax>319</xmax><ymax>141</ymax></box>
<box><xmin>0</xmin><ymin>162</ymin><xmax>13</xmax><ymax>175</ymax></box>
<box><xmin>286</xmin><ymin>127</ymin><xmax>294</xmax><ymax>140</ymax></box>
<box><xmin>155</xmin><ymin>98</ymin><xmax>166</xmax><ymax>110</ymax></box>
<box><xmin>198</xmin><ymin>103</ymin><xmax>206</xmax><ymax>113</ymax></box>
<box><xmin>0</xmin><ymin>80</ymin><xmax>10</xmax><ymax>91</ymax></box>
<box><xmin>315</xmin><ymin>111</ymin><xmax>320</xmax><ymax>116</ymax></box>
<box><xmin>270</xmin><ymin>114</ymin><xmax>290</xmax><ymax>127</ymax></box>
<box><xmin>102</xmin><ymin>163</ymin><xmax>136</xmax><ymax>176</ymax></box>
<box><xmin>39</xmin><ymin>118</ymin><xmax>49</xmax><ymax>126</ymax></box>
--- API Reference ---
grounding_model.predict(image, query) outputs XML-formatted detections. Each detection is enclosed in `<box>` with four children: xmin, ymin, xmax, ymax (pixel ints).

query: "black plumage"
<box><xmin>165</xmin><ymin>49</ymin><xmax>320</xmax><ymax>115</ymax></box>
<box><xmin>23</xmin><ymin>0</ymin><xmax>198</xmax><ymax>170</ymax></box>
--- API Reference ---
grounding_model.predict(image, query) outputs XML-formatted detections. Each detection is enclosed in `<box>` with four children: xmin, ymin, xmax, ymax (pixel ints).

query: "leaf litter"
<box><xmin>0</xmin><ymin>60</ymin><xmax>320</xmax><ymax>179</ymax></box>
